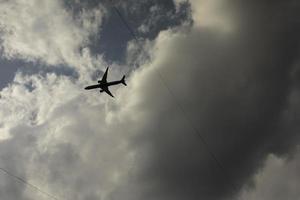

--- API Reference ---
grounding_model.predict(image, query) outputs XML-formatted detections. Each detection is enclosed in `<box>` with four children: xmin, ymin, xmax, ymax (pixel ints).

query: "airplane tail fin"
<box><xmin>121</xmin><ymin>75</ymin><xmax>127</xmax><ymax>86</ymax></box>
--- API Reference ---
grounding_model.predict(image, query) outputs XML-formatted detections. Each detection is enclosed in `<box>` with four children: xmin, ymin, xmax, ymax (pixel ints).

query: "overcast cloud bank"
<box><xmin>0</xmin><ymin>0</ymin><xmax>299</xmax><ymax>200</ymax></box>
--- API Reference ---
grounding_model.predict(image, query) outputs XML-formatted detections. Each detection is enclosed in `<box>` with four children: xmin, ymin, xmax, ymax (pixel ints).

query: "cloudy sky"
<box><xmin>0</xmin><ymin>0</ymin><xmax>299</xmax><ymax>199</ymax></box>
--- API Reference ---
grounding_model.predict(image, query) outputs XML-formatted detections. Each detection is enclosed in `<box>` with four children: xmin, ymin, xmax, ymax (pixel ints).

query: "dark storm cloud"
<box><xmin>109</xmin><ymin>0</ymin><xmax>300</xmax><ymax>200</ymax></box>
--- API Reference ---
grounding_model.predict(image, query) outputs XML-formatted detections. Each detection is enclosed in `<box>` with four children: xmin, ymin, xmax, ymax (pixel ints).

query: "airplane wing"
<box><xmin>85</xmin><ymin>84</ymin><xmax>100</xmax><ymax>90</ymax></box>
<box><xmin>100</xmin><ymin>66</ymin><xmax>109</xmax><ymax>83</ymax></box>
<box><xmin>102</xmin><ymin>87</ymin><xmax>114</xmax><ymax>98</ymax></box>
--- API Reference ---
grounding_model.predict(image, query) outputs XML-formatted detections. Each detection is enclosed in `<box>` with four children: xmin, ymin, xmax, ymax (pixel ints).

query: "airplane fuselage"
<box><xmin>102</xmin><ymin>80</ymin><xmax>123</xmax><ymax>87</ymax></box>
<box><xmin>85</xmin><ymin>80</ymin><xmax>123</xmax><ymax>90</ymax></box>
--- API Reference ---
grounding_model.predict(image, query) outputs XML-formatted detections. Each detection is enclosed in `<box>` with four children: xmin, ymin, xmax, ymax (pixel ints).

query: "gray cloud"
<box><xmin>0</xmin><ymin>0</ymin><xmax>299</xmax><ymax>200</ymax></box>
<box><xmin>239</xmin><ymin>148</ymin><xmax>300</xmax><ymax>200</ymax></box>
<box><xmin>108</xmin><ymin>0</ymin><xmax>300</xmax><ymax>199</ymax></box>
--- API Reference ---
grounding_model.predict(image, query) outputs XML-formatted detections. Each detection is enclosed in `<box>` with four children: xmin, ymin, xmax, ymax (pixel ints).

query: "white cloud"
<box><xmin>0</xmin><ymin>71</ymin><xmax>134</xmax><ymax>199</ymax></box>
<box><xmin>0</xmin><ymin>0</ymin><xmax>104</xmax><ymax>74</ymax></box>
<box><xmin>174</xmin><ymin>0</ymin><xmax>236</xmax><ymax>32</ymax></box>
<box><xmin>0</xmin><ymin>2</ymin><xmax>134</xmax><ymax>197</ymax></box>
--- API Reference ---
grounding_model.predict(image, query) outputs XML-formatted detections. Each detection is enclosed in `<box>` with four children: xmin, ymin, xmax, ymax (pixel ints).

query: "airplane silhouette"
<box><xmin>85</xmin><ymin>67</ymin><xmax>126</xmax><ymax>97</ymax></box>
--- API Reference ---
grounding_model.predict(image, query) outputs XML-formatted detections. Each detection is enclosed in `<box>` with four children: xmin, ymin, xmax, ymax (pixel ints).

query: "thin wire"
<box><xmin>0</xmin><ymin>167</ymin><xmax>60</xmax><ymax>200</ymax></box>
<box><xmin>112</xmin><ymin>5</ymin><xmax>237</xmax><ymax>191</ymax></box>
<box><xmin>113</xmin><ymin>7</ymin><xmax>139</xmax><ymax>42</ymax></box>
<box><xmin>156</xmin><ymin>73</ymin><xmax>228</xmax><ymax>173</ymax></box>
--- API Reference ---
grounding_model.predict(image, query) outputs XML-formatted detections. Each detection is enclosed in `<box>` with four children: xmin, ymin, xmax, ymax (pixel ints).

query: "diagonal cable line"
<box><xmin>111</xmin><ymin>5</ymin><xmax>238</xmax><ymax>191</ymax></box>
<box><xmin>0</xmin><ymin>167</ymin><xmax>60</xmax><ymax>200</ymax></box>
<box><xmin>155</xmin><ymin>73</ymin><xmax>229</xmax><ymax>174</ymax></box>
<box><xmin>113</xmin><ymin>7</ymin><xmax>139</xmax><ymax>42</ymax></box>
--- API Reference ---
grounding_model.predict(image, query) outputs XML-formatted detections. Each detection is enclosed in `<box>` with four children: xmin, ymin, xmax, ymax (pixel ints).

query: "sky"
<box><xmin>0</xmin><ymin>0</ymin><xmax>299</xmax><ymax>200</ymax></box>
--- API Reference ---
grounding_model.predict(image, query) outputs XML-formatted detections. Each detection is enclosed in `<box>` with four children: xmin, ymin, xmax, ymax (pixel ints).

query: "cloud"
<box><xmin>173</xmin><ymin>0</ymin><xmax>235</xmax><ymax>32</ymax></box>
<box><xmin>0</xmin><ymin>0</ymin><xmax>104</xmax><ymax>74</ymax></box>
<box><xmin>108</xmin><ymin>0</ymin><xmax>300</xmax><ymax>199</ymax></box>
<box><xmin>0</xmin><ymin>0</ymin><xmax>299</xmax><ymax>200</ymax></box>
<box><xmin>0</xmin><ymin>71</ymin><xmax>134</xmax><ymax>199</ymax></box>
<box><xmin>239</xmin><ymin>148</ymin><xmax>300</xmax><ymax>200</ymax></box>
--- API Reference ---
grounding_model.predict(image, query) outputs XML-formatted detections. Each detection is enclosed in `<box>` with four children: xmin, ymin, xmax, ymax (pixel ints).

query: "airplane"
<box><xmin>85</xmin><ymin>66</ymin><xmax>126</xmax><ymax>97</ymax></box>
